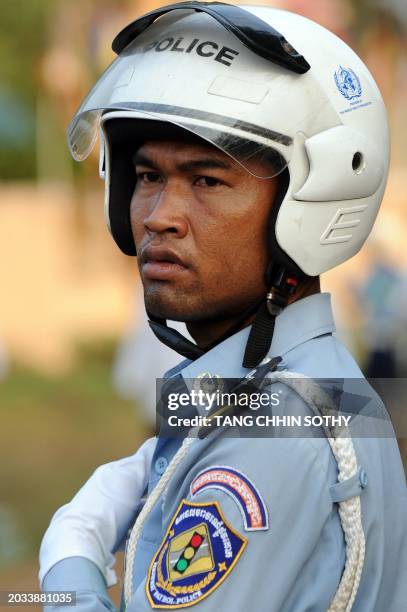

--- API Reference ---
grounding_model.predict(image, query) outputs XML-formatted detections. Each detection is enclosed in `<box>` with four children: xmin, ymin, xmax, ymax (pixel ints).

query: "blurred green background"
<box><xmin>0</xmin><ymin>0</ymin><xmax>406</xmax><ymax>606</ymax></box>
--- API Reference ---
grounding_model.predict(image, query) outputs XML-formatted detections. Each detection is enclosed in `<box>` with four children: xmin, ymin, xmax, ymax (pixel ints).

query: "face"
<box><xmin>130</xmin><ymin>138</ymin><xmax>278</xmax><ymax>323</ymax></box>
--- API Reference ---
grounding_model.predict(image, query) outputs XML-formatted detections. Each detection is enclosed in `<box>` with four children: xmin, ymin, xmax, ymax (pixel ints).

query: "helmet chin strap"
<box><xmin>147</xmin><ymin>267</ymin><xmax>299</xmax><ymax>369</ymax></box>
<box><xmin>148</xmin><ymin>318</ymin><xmax>204</xmax><ymax>361</ymax></box>
<box><xmin>147</xmin><ymin>296</ymin><xmax>265</xmax><ymax>364</ymax></box>
<box><xmin>242</xmin><ymin>266</ymin><xmax>299</xmax><ymax>368</ymax></box>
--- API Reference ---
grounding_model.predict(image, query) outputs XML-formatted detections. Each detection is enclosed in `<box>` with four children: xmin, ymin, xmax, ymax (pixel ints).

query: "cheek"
<box><xmin>207</xmin><ymin>188</ymin><xmax>271</xmax><ymax>254</ymax></box>
<box><xmin>196</xmin><ymin>199</ymin><xmax>270</xmax><ymax>280</ymax></box>
<box><xmin>130</xmin><ymin>193</ymin><xmax>147</xmax><ymax>244</ymax></box>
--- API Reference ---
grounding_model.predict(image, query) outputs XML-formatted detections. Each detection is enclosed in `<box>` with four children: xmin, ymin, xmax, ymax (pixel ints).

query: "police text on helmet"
<box><xmin>143</xmin><ymin>37</ymin><xmax>239</xmax><ymax>66</ymax></box>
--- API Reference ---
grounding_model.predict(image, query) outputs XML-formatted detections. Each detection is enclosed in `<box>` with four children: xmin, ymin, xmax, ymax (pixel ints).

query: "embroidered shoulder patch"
<box><xmin>190</xmin><ymin>466</ymin><xmax>268</xmax><ymax>531</ymax></box>
<box><xmin>146</xmin><ymin>499</ymin><xmax>247</xmax><ymax>609</ymax></box>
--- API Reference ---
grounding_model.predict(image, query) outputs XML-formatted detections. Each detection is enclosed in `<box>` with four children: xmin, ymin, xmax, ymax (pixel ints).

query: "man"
<box><xmin>40</xmin><ymin>3</ymin><xmax>407</xmax><ymax>611</ymax></box>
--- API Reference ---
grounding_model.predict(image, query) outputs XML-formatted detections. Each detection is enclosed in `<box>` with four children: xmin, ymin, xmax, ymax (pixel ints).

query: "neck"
<box><xmin>187</xmin><ymin>277</ymin><xmax>321</xmax><ymax>349</ymax></box>
<box><xmin>288</xmin><ymin>276</ymin><xmax>320</xmax><ymax>305</ymax></box>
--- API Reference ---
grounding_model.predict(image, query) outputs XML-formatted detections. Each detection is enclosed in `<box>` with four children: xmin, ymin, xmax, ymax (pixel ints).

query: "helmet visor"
<box><xmin>69</xmin><ymin>103</ymin><xmax>291</xmax><ymax>179</ymax></box>
<box><xmin>67</xmin><ymin>8</ymin><xmax>322</xmax><ymax>178</ymax></box>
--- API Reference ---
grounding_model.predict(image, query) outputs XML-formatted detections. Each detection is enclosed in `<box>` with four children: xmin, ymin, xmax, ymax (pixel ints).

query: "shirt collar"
<box><xmin>270</xmin><ymin>291</ymin><xmax>336</xmax><ymax>356</ymax></box>
<box><xmin>177</xmin><ymin>292</ymin><xmax>335</xmax><ymax>381</ymax></box>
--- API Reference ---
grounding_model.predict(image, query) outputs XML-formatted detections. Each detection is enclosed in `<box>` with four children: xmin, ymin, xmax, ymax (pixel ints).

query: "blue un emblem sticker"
<box><xmin>334</xmin><ymin>65</ymin><xmax>362</xmax><ymax>100</ymax></box>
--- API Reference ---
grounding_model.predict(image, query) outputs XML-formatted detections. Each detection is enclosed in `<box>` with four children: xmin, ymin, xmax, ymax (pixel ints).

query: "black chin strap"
<box><xmin>241</xmin><ymin>301</ymin><xmax>275</xmax><ymax>369</ymax></box>
<box><xmin>148</xmin><ymin>297</ymin><xmax>264</xmax><ymax>363</ymax></box>
<box><xmin>148</xmin><ymin>269</ymin><xmax>300</xmax><ymax>368</ymax></box>
<box><xmin>242</xmin><ymin>268</ymin><xmax>298</xmax><ymax>368</ymax></box>
<box><xmin>148</xmin><ymin>319</ymin><xmax>204</xmax><ymax>361</ymax></box>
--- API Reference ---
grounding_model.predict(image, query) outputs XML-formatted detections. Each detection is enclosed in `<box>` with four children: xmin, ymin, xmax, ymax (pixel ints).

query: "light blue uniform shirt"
<box><xmin>42</xmin><ymin>293</ymin><xmax>407</xmax><ymax>611</ymax></box>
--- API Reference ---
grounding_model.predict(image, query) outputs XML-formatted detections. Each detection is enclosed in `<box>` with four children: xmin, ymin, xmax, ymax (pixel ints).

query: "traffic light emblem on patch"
<box><xmin>146</xmin><ymin>500</ymin><xmax>247</xmax><ymax>609</ymax></box>
<box><xmin>168</xmin><ymin>524</ymin><xmax>213</xmax><ymax>580</ymax></box>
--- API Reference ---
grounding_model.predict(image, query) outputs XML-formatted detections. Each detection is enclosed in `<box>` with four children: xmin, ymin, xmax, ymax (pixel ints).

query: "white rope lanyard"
<box><xmin>123</xmin><ymin>370</ymin><xmax>365</xmax><ymax>611</ymax></box>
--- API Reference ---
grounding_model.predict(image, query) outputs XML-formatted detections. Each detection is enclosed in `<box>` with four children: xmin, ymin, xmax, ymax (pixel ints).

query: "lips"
<box><xmin>141</xmin><ymin>245</ymin><xmax>189</xmax><ymax>281</ymax></box>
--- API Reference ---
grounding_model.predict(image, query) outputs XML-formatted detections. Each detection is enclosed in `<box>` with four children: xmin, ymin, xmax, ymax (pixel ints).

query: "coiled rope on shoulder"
<box><xmin>265</xmin><ymin>371</ymin><xmax>365</xmax><ymax>612</ymax></box>
<box><xmin>123</xmin><ymin>370</ymin><xmax>365</xmax><ymax>611</ymax></box>
<box><xmin>123</xmin><ymin>434</ymin><xmax>196</xmax><ymax>605</ymax></box>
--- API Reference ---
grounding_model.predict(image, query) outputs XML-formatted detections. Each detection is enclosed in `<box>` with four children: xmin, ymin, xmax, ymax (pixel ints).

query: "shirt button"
<box><xmin>359</xmin><ymin>469</ymin><xmax>368</xmax><ymax>489</ymax></box>
<box><xmin>155</xmin><ymin>456</ymin><xmax>168</xmax><ymax>475</ymax></box>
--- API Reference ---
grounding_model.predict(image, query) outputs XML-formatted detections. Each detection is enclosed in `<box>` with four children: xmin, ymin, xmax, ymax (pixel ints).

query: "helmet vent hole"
<box><xmin>352</xmin><ymin>152</ymin><xmax>364</xmax><ymax>174</ymax></box>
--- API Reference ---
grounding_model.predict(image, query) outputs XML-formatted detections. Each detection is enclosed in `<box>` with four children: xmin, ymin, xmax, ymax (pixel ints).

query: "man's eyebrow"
<box><xmin>133</xmin><ymin>152</ymin><xmax>231</xmax><ymax>172</ymax></box>
<box><xmin>177</xmin><ymin>158</ymin><xmax>231</xmax><ymax>172</ymax></box>
<box><xmin>133</xmin><ymin>152</ymin><xmax>158</xmax><ymax>169</ymax></box>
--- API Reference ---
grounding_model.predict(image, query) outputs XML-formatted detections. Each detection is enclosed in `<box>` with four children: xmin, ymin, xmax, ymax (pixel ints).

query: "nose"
<box><xmin>143</xmin><ymin>182</ymin><xmax>189</xmax><ymax>241</ymax></box>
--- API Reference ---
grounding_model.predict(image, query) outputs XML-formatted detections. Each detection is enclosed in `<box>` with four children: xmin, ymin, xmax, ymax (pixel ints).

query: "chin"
<box><xmin>143</xmin><ymin>286</ymin><xmax>192</xmax><ymax>321</ymax></box>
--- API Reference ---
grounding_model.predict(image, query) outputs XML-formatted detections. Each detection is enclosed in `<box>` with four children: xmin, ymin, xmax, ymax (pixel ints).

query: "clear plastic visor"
<box><xmin>67</xmin><ymin>56</ymin><xmax>293</xmax><ymax>179</ymax></box>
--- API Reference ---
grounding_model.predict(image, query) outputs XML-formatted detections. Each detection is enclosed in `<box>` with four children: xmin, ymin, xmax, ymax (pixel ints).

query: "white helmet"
<box><xmin>68</xmin><ymin>1</ymin><xmax>389</xmax><ymax>278</ymax></box>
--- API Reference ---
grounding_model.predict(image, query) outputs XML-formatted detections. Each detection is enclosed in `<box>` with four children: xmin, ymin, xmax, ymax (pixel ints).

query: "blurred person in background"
<box><xmin>112</xmin><ymin>289</ymin><xmax>189</xmax><ymax>430</ymax></box>
<box><xmin>393</xmin><ymin>271</ymin><xmax>407</xmax><ymax>377</ymax></box>
<box><xmin>352</xmin><ymin>240</ymin><xmax>401</xmax><ymax>378</ymax></box>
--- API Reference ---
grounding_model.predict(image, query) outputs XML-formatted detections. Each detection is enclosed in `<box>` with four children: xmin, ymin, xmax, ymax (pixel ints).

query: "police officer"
<box><xmin>40</xmin><ymin>3</ymin><xmax>407</xmax><ymax>611</ymax></box>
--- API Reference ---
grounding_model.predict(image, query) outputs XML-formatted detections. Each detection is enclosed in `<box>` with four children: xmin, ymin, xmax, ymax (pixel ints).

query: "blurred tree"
<box><xmin>0</xmin><ymin>0</ymin><xmax>54</xmax><ymax>180</ymax></box>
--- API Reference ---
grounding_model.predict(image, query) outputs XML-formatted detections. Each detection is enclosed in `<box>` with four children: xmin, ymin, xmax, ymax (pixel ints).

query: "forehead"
<box><xmin>105</xmin><ymin>119</ymin><xmax>278</xmax><ymax>176</ymax></box>
<box><xmin>136</xmin><ymin>137</ymin><xmax>233</xmax><ymax>163</ymax></box>
<box><xmin>134</xmin><ymin>138</ymin><xmax>277</xmax><ymax>178</ymax></box>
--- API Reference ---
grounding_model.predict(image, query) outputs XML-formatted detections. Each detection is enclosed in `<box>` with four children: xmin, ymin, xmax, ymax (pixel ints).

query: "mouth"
<box><xmin>141</xmin><ymin>245</ymin><xmax>189</xmax><ymax>281</ymax></box>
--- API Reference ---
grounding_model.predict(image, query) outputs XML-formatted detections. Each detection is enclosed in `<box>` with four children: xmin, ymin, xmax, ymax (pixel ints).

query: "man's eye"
<box><xmin>194</xmin><ymin>176</ymin><xmax>222</xmax><ymax>188</ymax></box>
<box><xmin>137</xmin><ymin>171</ymin><xmax>161</xmax><ymax>183</ymax></box>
